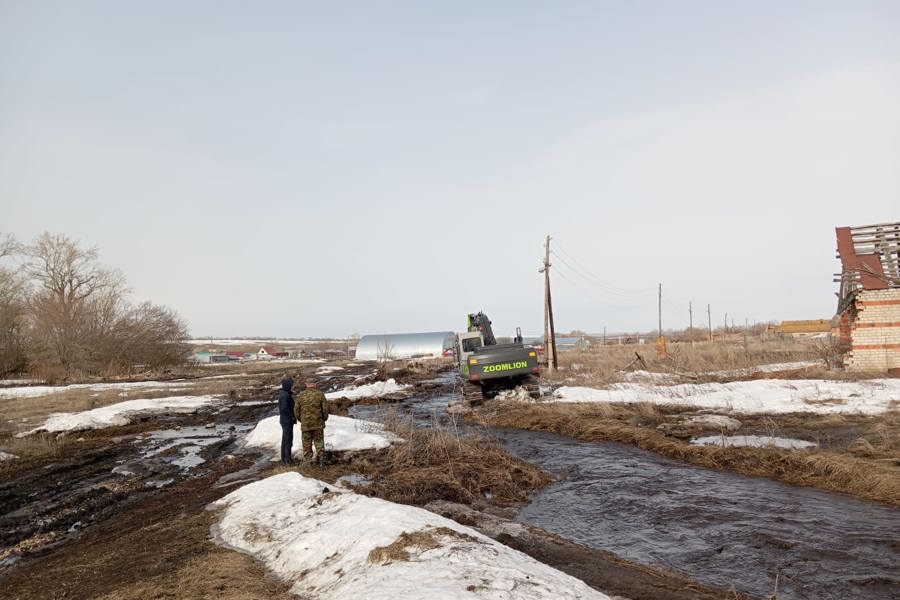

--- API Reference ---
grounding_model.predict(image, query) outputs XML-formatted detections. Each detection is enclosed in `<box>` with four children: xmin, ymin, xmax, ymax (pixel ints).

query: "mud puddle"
<box><xmin>352</xmin><ymin>386</ymin><xmax>900</xmax><ymax>600</ymax></box>
<box><xmin>0</xmin><ymin>408</ymin><xmax>268</xmax><ymax>568</ymax></box>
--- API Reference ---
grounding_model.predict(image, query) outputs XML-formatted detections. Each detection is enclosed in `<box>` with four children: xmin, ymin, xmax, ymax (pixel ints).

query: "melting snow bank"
<box><xmin>21</xmin><ymin>395</ymin><xmax>223</xmax><ymax>435</ymax></box>
<box><xmin>244</xmin><ymin>415</ymin><xmax>398</xmax><ymax>458</ymax></box>
<box><xmin>553</xmin><ymin>378</ymin><xmax>900</xmax><ymax>415</ymax></box>
<box><xmin>209</xmin><ymin>472</ymin><xmax>610</xmax><ymax>599</ymax></box>
<box><xmin>691</xmin><ymin>435</ymin><xmax>817</xmax><ymax>450</ymax></box>
<box><xmin>0</xmin><ymin>451</ymin><xmax>18</xmax><ymax>461</ymax></box>
<box><xmin>325</xmin><ymin>378</ymin><xmax>410</xmax><ymax>400</ymax></box>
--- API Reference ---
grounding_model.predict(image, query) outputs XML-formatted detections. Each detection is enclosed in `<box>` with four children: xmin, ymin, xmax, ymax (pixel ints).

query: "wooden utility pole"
<box><xmin>658</xmin><ymin>283</ymin><xmax>662</xmax><ymax>338</ymax></box>
<box><xmin>744</xmin><ymin>317</ymin><xmax>749</xmax><ymax>351</ymax></box>
<box><xmin>689</xmin><ymin>301</ymin><xmax>694</xmax><ymax>346</ymax></box>
<box><xmin>656</xmin><ymin>283</ymin><xmax>667</xmax><ymax>358</ymax></box>
<box><xmin>542</xmin><ymin>235</ymin><xmax>558</xmax><ymax>370</ymax></box>
<box><xmin>707</xmin><ymin>303</ymin><xmax>712</xmax><ymax>342</ymax></box>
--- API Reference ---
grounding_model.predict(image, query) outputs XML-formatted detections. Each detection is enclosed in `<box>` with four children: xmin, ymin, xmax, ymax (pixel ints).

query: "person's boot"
<box><xmin>317</xmin><ymin>453</ymin><xmax>326</xmax><ymax>468</ymax></box>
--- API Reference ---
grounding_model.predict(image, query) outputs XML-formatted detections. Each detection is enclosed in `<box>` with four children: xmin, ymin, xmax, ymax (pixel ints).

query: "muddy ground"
<box><xmin>0</xmin><ymin>361</ymin><xmax>749</xmax><ymax>600</ymax></box>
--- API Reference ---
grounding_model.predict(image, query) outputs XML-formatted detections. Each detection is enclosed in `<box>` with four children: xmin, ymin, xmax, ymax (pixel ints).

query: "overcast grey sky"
<box><xmin>2</xmin><ymin>1</ymin><xmax>898</xmax><ymax>338</ymax></box>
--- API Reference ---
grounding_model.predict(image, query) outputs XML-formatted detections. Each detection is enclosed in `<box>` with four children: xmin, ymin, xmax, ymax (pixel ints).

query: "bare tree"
<box><xmin>25</xmin><ymin>233</ymin><xmax>127</xmax><ymax>373</ymax></box>
<box><xmin>116</xmin><ymin>302</ymin><xmax>190</xmax><ymax>370</ymax></box>
<box><xmin>0</xmin><ymin>233</ymin><xmax>28</xmax><ymax>374</ymax></box>
<box><xmin>1</xmin><ymin>232</ymin><xmax>190</xmax><ymax>377</ymax></box>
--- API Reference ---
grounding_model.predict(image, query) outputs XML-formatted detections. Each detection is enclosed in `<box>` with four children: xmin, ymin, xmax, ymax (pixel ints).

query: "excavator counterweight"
<box><xmin>455</xmin><ymin>311</ymin><xmax>540</xmax><ymax>404</ymax></box>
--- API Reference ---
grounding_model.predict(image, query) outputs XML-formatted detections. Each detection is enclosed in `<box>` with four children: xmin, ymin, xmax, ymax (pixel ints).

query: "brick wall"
<box><xmin>843</xmin><ymin>288</ymin><xmax>900</xmax><ymax>372</ymax></box>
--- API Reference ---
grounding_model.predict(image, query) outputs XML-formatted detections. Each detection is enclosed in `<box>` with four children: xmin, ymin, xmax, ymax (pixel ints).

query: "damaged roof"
<box><xmin>835</xmin><ymin>222</ymin><xmax>900</xmax><ymax>309</ymax></box>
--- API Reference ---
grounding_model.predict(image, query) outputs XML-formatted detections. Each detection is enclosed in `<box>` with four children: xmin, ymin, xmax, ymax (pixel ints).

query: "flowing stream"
<box><xmin>351</xmin><ymin>387</ymin><xmax>900</xmax><ymax>600</ymax></box>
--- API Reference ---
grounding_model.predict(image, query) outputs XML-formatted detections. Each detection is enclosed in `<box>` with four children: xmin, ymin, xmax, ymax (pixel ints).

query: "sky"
<box><xmin>2</xmin><ymin>1</ymin><xmax>898</xmax><ymax>338</ymax></box>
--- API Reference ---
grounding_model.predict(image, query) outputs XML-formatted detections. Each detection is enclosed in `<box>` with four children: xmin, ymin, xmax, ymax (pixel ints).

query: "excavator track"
<box><xmin>454</xmin><ymin>375</ymin><xmax>544</xmax><ymax>409</ymax></box>
<box><xmin>461</xmin><ymin>380</ymin><xmax>486</xmax><ymax>406</ymax></box>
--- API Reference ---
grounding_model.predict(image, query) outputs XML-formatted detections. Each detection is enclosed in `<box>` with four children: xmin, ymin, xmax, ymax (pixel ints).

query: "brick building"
<box><xmin>834</xmin><ymin>223</ymin><xmax>900</xmax><ymax>373</ymax></box>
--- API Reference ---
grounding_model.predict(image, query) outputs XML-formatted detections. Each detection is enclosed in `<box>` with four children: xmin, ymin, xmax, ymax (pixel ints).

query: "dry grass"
<box><xmin>90</xmin><ymin>509</ymin><xmax>294</xmax><ymax>600</ymax></box>
<box><xmin>352</xmin><ymin>411</ymin><xmax>551</xmax><ymax>506</ymax></box>
<box><xmin>1</xmin><ymin>432</ymin><xmax>70</xmax><ymax>460</ymax></box>
<box><xmin>474</xmin><ymin>402</ymin><xmax>900</xmax><ymax>506</ymax></box>
<box><xmin>367</xmin><ymin>526</ymin><xmax>478</xmax><ymax>564</ymax></box>
<box><xmin>95</xmin><ymin>551</ymin><xmax>294</xmax><ymax>600</ymax></box>
<box><xmin>548</xmin><ymin>338</ymin><xmax>824</xmax><ymax>387</ymax></box>
<box><xmin>738</xmin><ymin>410</ymin><xmax>900</xmax><ymax>461</ymax></box>
<box><xmin>0</xmin><ymin>378</ymin><xmax>249</xmax><ymax>436</ymax></box>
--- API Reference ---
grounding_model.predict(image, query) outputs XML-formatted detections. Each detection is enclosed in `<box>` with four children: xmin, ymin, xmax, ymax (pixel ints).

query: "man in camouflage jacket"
<box><xmin>294</xmin><ymin>379</ymin><xmax>329</xmax><ymax>466</ymax></box>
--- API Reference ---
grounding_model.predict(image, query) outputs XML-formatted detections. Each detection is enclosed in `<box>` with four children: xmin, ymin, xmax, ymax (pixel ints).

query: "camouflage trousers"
<box><xmin>301</xmin><ymin>428</ymin><xmax>325</xmax><ymax>460</ymax></box>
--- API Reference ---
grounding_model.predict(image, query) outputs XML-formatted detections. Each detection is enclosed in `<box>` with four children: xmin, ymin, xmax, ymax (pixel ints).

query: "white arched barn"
<box><xmin>354</xmin><ymin>331</ymin><xmax>456</xmax><ymax>361</ymax></box>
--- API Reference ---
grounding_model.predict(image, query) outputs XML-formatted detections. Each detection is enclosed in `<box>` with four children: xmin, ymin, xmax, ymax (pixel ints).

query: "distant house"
<box><xmin>257</xmin><ymin>346</ymin><xmax>289</xmax><ymax>360</ymax></box>
<box><xmin>767</xmin><ymin>320</ymin><xmax>832</xmax><ymax>337</ymax></box>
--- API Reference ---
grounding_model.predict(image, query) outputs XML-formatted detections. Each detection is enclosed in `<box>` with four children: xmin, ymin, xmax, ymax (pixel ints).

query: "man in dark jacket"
<box><xmin>277</xmin><ymin>376</ymin><xmax>296</xmax><ymax>465</ymax></box>
<box><xmin>295</xmin><ymin>379</ymin><xmax>329</xmax><ymax>467</ymax></box>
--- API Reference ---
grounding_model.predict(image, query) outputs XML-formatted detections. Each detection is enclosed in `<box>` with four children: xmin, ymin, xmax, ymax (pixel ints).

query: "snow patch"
<box><xmin>620</xmin><ymin>370</ymin><xmax>680</xmax><ymax>383</ymax></box>
<box><xmin>691</xmin><ymin>435</ymin><xmax>817</xmax><ymax>450</ymax></box>
<box><xmin>243</xmin><ymin>415</ymin><xmax>398</xmax><ymax>458</ymax></box>
<box><xmin>0</xmin><ymin>451</ymin><xmax>18</xmax><ymax>461</ymax></box>
<box><xmin>712</xmin><ymin>360</ymin><xmax>823</xmax><ymax>378</ymax></box>
<box><xmin>495</xmin><ymin>387</ymin><xmax>533</xmax><ymax>402</ymax></box>
<box><xmin>0</xmin><ymin>380</ymin><xmax>193</xmax><ymax>400</ymax></box>
<box><xmin>21</xmin><ymin>395</ymin><xmax>222</xmax><ymax>435</ymax></box>
<box><xmin>682</xmin><ymin>415</ymin><xmax>743</xmax><ymax>431</ymax></box>
<box><xmin>0</xmin><ymin>378</ymin><xmax>44</xmax><ymax>386</ymax></box>
<box><xmin>315</xmin><ymin>366</ymin><xmax>345</xmax><ymax>374</ymax></box>
<box><xmin>209</xmin><ymin>472</ymin><xmax>610</xmax><ymax>599</ymax></box>
<box><xmin>325</xmin><ymin>378</ymin><xmax>410</xmax><ymax>400</ymax></box>
<box><xmin>552</xmin><ymin>378</ymin><xmax>900</xmax><ymax>415</ymax></box>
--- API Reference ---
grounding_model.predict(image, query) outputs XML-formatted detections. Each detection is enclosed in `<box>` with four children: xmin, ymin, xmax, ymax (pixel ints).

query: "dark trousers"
<box><xmin>280</xmin><ymin>420</ymin><xmax>294</xmax><ymax>464</ymax></box>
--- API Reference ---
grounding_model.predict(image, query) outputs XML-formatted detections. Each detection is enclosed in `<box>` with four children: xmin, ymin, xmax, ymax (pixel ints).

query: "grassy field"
<box><xmin>542</xmin><ymin>337</ymin><xmax>828</xmax><ymax>386</ymax></box>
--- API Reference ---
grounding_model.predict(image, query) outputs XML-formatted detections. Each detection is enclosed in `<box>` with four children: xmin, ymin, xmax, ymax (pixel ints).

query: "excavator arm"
<box><xmin>467</xmin><ymin>311</ymin><xmax>497</xmax><ymax>346</ymax></box>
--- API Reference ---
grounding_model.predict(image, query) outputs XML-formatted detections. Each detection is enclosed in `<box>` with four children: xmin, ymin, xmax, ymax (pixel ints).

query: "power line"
<box><xmin>553</xmin><ymin>240</ymin><xmax>657</xmax><ymax>296</ymax></box>
<box><xmin>553</xmin><ymin>261</ymin><xmax>655</xmax><ymax>310</ymax></box>
<box><xmin>550</xmin><ymin>250</ymin><xmax>655</xmax><ymax>299</ymax></box>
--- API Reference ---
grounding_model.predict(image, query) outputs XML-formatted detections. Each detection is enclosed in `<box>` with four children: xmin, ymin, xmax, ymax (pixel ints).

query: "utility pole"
<box><xmin>603</xmin><ymin>326</ymin><xmax>607</xmax><ymax>346</ymax></box>
<box><xmin>724</xmin><ymin>312</ymin><xmax>728</xmax><ymax>336</ymax></box>
<box><xmin>744</xmin><ymin>317</ymin><xmax>749</xmax><ymax>351</ymax></box>
<box><xmin>656</xmin><ymin>283</ymin><xmax>667</xmax><ymax>358</ymax></box>
<box><xmin>658</xmin><ymin>283</ymin><xmax>662</xmax><ymax>338</ymax></box>
<box><xmin>707</xmin><ymin>303</ymin><xmax>712</xmax><ymax>342</ymax></box>
<box><xmin>541</xmin><ymin>235</ymin><xmax>558</xmax><ymax>370</ymax></box>
<box><xmin>689</xmin><ymin>301</ymin><xmax>694</xmax><ymax>346</ymax></box>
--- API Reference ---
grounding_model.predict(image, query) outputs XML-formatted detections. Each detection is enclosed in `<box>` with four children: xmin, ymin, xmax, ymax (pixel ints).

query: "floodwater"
<box><xmin>502</xmin><ymin>428</ymin><xmax>900</xmax><ymax>600</ymax></box>
<box><xmin>351</xmin><ymin>387</ymin><xmax>900</xmax><ymax>600</ymax></box>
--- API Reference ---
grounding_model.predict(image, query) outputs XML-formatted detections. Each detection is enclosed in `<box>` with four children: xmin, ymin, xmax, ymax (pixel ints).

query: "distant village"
<box><xmin>190</xmin><ymin>342</ymin><xmax>354</xmax><ymax>364</ymax></box>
